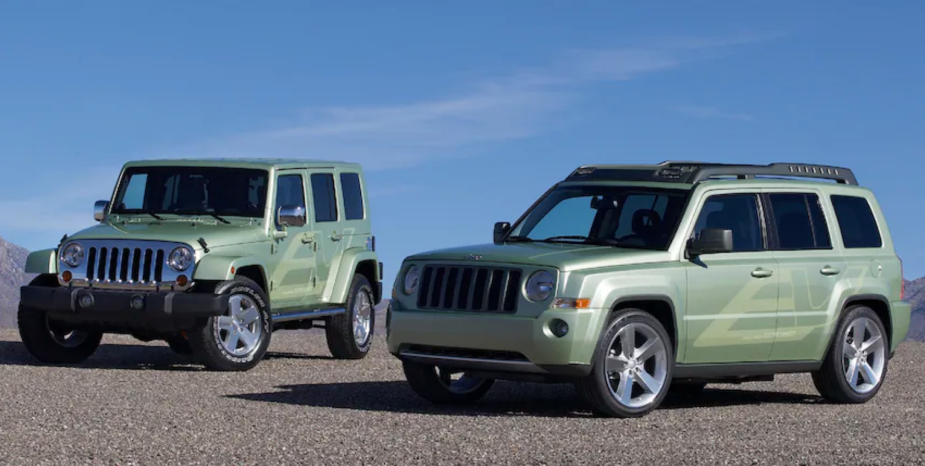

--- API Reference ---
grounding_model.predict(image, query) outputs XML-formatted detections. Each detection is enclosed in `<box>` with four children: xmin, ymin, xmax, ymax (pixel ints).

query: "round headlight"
<box><xmin>167</xmin><ymin>247</ymin><xmax>194</xmax><ymax>272</ymax></box>
<box><xmin>60</xmin><ymin>243</ymin><xmax>85</xmax><ymax>268</ymax></box>
<box><xmin>525</xmin><ymin>270</ymin><xmax>556</xmax><ymax>302</ymax></box>
<box><xmin>403</xmin><ymin>265</ymin><xmax>420</xmax><ymax>295</ymax></box>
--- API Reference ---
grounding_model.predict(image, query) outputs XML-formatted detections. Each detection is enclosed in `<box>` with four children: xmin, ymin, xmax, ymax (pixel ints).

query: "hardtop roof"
<box><xmin>122</xmin><ymin>158</ymin><xmax>362</xmax><ymax>171</ymax></box>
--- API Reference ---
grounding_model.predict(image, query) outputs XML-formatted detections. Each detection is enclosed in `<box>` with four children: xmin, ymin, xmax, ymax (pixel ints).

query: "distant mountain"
<box><xmin>904</xmin><ymin>278</ymin><xmax>925</xmax><ymax>341</ymax></box>
<box><xmin>0</xmin><ymin>236</ymin><xmax>31</xmax><ymax>328</ymax></box>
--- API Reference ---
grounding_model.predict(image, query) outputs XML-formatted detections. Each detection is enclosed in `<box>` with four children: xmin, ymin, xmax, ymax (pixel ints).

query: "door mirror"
<box><xmin>278</xmin><ymin>205</ymin><xmax>307</xmax><ymax>227</ymax></box>
<box><xmin>493</xmin><ymin>222</ymin><xmax>511</xmax><ymax>244</ymax></box>
<box><xmin>94</xmin><ymin>200</ymin><xmax>109</xmax><ymax>222</ymax></box>
<box><xmin>688</xmin><ymin>228</ymin><xmax>734</xmax><ymax>257</ymax></box>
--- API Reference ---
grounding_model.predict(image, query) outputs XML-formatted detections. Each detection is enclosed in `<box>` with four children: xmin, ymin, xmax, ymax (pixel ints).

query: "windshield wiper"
<box><xmin>173</xmin><ymin>209</ymin><xmax>231</xmax><ymax>224</ymax></box>
<box><xmin>540</xmin><ymin>235</ymin><xmax>591</xmax><ymax>242</ymax></box>
<box><xmin>504</xmin><ymin>236</ymin><xmax>535</xmax><ymax>243</ymax></box>
<box><xmin>142</xmin><ymin>210</ymin><xmax>164</xmax><ymax>221</ymax></box>
<box><xmin>540</xmin><ymin>235</ymin><xmax>617</xmax><ymax>246</ymax></box>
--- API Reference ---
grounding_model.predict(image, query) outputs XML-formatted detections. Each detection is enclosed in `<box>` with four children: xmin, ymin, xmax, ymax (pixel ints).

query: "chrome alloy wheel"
<box><xmin>605</xmin><ymin>322</ymin><xmax>669</xmax><ymax>409</ymax></box>
<box><xmin>842</xmin><ymin>317</ymin><xmax>886</xmax><ymax>394</ymax></box>
<box><xmin>436</xmin><ymin>368</ymin><xmax>488</xmax><ymax>394</ymax></box>
<box><xmin>47</xmin><ymin>317</ymin><xmax>89</xmax><ymax>348</ymax></box>
<box><xmin>353</xmin><ymin>289</ymin><xmax>373</xmax><ymax>346</ymax></box>
<box><xmin>215</xmin><ymin>294</ymin><xmax>263</xmax><ymax>357</ymax></box>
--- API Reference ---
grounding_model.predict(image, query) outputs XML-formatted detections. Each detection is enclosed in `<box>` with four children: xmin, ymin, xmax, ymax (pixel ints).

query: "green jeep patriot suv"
<box><xmin>19</xmin><ymin>159</ymin><xmax>382</xmax><ymax>371</ymax></box>
<box><xmin>388</xmin><ymin>162</ymin><xmax>909</xmax><ymax>417</ymax></box>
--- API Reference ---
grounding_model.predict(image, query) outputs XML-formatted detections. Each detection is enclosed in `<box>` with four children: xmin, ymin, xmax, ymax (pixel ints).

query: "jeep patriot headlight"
<box><xmin>167</xmin><ymin>246</ymin><xmax>195</xmax><ymax>272</ymax></box>
<box><xmin>525</xmin><ymin>270</ymin><xmax>555</xmax><ymax>302</ymax></box>
<box><xmin>60</xmin><ymin>243</ymin><xmax>85</xmax><ymax>268</ymax></box>
<box><xmin>403</xmin><ymin>265</ymin><xmax>420</xmax><ymax>295</ymax></box>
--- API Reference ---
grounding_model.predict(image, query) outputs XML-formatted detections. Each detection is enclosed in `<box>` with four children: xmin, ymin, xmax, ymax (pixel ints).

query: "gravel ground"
<box><xmin>0</xmin><ymin>328</ymin><xmax>923</xmax><ymax>466</ymax></box>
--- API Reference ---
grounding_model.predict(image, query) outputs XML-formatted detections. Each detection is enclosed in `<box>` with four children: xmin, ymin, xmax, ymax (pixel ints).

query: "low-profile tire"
<box><xmin>188</xmin><ymin>277</ymin><xmax>272</xmax><ymax>371</ymax></box>
<box><xmin>576</xmin><ymin>309</ymin><xmax>674</xmax><ymax>418</ymax></box>
<box><xmin>165</xmin><ymin>335</ymin><xmax>193</xmax><ymax>356</ymax></box>
<box><xmin>18</xmin><ymin>304</ymin><xmax>103</xmax><ymax>364</ymax></box>
<box><xmin>402</xmin><ymin>360</ymin><xmax>495</xmax><ymax>405</ymax></box>
<box><xmin>812</xmin><ymin>305</ymin><xmax>889</xmax><ymax>404</ymax></box>
<box><xmin>325</xmin><ymin>274</ymin><xmax>375</xmax><ymax>360</ymax></box>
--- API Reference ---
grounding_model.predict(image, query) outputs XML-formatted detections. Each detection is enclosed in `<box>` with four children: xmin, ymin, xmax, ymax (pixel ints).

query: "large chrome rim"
<box><xmin>843</xmin><ymin>317</ymin><xmax>885</xmax><ymax>394</ymax></box>
<box><xmin>353</xmin><ymin>289</ymin><xmax>373</xmax><ymax>347</ymax></box>
<box><xmin>606</xmin><ymin>322</ymin><xmax>669</xmax><ymax>409</ymax></box>
<box><xmin>436</xmin><ymin>368</ymin><xmax>487</xmax><ymax>394</ymax></box>
<box><xmin>47</xmin><ymin>317</ymin><xmax>89</xmax><ymax>348</ymax></box>
<box><xmin>215</xmin><ymin>295</ymin><xmax>263</xmax><ymax>357</ymax></box>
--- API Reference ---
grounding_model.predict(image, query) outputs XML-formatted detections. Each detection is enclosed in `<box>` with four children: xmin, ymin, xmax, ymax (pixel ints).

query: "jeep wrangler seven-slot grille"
<box><xmin>417</xmin><ymin>265</ymin><xmax>522</xmax><ymax>313</ymax></box>
<box><xmin>86</xmin><ymin>246</ymin><xmax>166</xmax><ymax>284</ymax></box>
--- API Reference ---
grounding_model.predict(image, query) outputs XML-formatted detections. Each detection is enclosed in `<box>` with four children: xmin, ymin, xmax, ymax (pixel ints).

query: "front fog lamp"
<box><xmin>61</xmin><ymin>243</ymin><xmax>85</xmax><ymax>268</ymax></box>
<box><xmin>525</xmin><ymin>271</ymin><xmax>555</xmax><ymax>302</ymax></box>
<box><xmin>403</xmin><ymin>265</ymin><xmax>420</xmax><ymax>295</ymax></box>
<box><xmin>167</xmin><ymin>247</ymin><xmax>194</xmax><ymax>272</ymax></box>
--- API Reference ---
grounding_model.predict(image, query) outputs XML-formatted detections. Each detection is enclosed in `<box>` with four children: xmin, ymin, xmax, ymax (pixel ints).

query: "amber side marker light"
<box><xmin>61</xmin><ymin>271</ymin><xmax>73</xmax><ymax>283</ymax></box>
<box><xmin>176</xmin><ymin>275</ymin><xmax>189</xmax><ymax>287</ymax></box>
<box><xmin>552</xmin><ymin>298</ymin><xmax>591</xmax><ymax>309</ymax></box>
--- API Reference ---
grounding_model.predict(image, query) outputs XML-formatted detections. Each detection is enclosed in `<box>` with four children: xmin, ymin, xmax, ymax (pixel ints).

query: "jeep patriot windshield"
<box><xmin>112</xmin><ymin>166</ymin><xmax>269</xmax><ymax>218</ymax></box>
<box><xmin>506</xmin><ymin>185</ymin><xmax>690</xmax><ymax>250</ymax></box>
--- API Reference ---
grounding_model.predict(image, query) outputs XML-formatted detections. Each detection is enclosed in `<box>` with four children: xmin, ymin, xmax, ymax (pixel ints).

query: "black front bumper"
<box><xmin>20</xmin><ymin>286</ymin><xmax>227</xmax><ymax>332</ymax></box>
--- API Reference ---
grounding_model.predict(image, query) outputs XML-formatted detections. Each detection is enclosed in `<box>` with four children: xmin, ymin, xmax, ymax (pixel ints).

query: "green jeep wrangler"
<box><xmin>19</xmin><ymin>159</ymin><xmax>382</xmax><ymax>371</ymax></box>
<box><xmin>388</xmin><ymin>162</ymin><xmax>910</xmax><ymax>417</ymax></box>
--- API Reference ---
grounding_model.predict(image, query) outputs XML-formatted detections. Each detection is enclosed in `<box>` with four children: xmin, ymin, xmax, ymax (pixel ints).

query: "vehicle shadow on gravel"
<box><xmin>229</xmin><ymin>381</ymin><xmax>823</xmax><ymax>418</ymax></box>
<box><xmin>0</xmin><ymin>341</ymin><xmax>202</xmax><ymax>371</ymax></box>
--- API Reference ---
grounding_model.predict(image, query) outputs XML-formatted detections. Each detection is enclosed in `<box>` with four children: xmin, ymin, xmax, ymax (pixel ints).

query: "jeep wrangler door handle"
<box><xmin>751</xmin><ymin>268</ymin><xmax>774</xmax><ymax>278</ymax></box>
<box><xmin>330</xmin><ymin>232</ymin><xmax>343</xmax><ymax>242</ymax></box>
<box><xmin>820</xmin><ymin>266</ymin><xmax>841</xmax><ymax>276</ymax></box>
<box><xmin>301</xmin><ymin>235</ymin><xmax>314</xmax><ymax>245</ymax></box>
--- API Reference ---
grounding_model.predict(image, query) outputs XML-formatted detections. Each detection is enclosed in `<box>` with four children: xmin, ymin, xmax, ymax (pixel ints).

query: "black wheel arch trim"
<box><xmin>591</xmin><ymin>294</ymin><xmax>679</xmax><ymax>367</ymax></box>
<box><xmin>822</xmin><ymin>294</ymin><xmax>893</xmax><ymax>358</ymax></box>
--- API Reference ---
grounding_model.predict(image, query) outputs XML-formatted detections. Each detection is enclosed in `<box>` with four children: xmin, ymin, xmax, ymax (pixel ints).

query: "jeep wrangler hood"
<box><xmin>66</xmin><ymin>222</ymin><xmax>267</xmax><ymax>249</ymax></box>
<box><xmin>407</xmin><ymin>243</ymin><xmax>671</xmax><ymax>271</ymax></box>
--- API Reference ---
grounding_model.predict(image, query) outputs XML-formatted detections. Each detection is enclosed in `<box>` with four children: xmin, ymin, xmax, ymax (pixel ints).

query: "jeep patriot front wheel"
<box><xmin>577</xmin><ymin>309</ymin><xmax>674</xmax><ymax>418</ymax></box>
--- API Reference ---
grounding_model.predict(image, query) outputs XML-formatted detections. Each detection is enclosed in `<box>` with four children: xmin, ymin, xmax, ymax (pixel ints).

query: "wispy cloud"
<box><xmin>155</xmin><ymin>34</ymin><xmax>776</xmax><ymax>170</ymax></box>
<box><xmin>672</xmin><ymin>105</ymin><xmax>754</xmax><ymax>122</ymax></box>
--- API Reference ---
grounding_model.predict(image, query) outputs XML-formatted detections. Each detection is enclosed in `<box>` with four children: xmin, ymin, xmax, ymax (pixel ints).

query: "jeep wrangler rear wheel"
<box><xmin>18</xmin><ymin>304</ymin><xmax>103</xmax><ymax>364</ymax></box>
<box><xmin>188</xmin><ymin>278</ymin><xmax>272</xmax><ymax>371</ymax></box>
<box><xmin>326</xmin><ymin>274</ymin><xmax>375</xmax><ymax>359</ymax></box>
<box><xmin>576</xmin><ymin>309</ymin><xmax>674</xmax><ymax>418</ymax></box>
<box><xmin>402</xmin><ymin>361</ymin><xmax>495</xmax><ymax>405</ymax></box>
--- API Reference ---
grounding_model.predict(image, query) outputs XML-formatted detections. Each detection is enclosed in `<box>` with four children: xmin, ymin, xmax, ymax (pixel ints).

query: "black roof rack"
<box><xmin>565</xmin><ymin>161</ymin><xmax>858</xmax><ymax>186</ymax></box>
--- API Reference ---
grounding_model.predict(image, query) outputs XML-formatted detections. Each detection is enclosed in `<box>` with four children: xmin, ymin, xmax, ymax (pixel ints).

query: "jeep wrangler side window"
<box><xmin>693</xmin><ymin>194</ymin><xmax>764</xmax><ymax>252</ymax></box>
<box><xmin>340</xmin><ymin>173</ymin><xmax>365</xmax><ymax>220</ymax></box>
<box><xmin>310</xmin><ymin>173</ymin><xmax>338</xmax><ymax>222</ymax></box>
<box><xmin>831</xmin><ymin>195</ymin><xmax>882</xmax><ymax>248</ymax></box>
<box><xmin>768</xmin><ymin>193</ymin><xmax>832</xmax><ymax>250</ymax></box>
<box><xmin>276</xmin><ymin>175</ymin><xmax>306</xmax><ymax>212</ymax></box>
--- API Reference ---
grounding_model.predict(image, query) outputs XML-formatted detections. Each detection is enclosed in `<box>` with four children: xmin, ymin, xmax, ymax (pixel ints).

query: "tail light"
<box><xmin>901</xmin><ymin>257</ymin><xmax>906</xmax><ymax>301</ymax></box>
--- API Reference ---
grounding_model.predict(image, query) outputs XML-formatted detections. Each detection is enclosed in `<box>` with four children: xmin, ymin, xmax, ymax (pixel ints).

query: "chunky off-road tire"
<box><xmin>165</xmin><ymin>335</ymin><xmax>193</xmax><ymax>355</ymax></box>
<box><xmin>326</xmin><ymin>274</ymin><xmax>375</xmax><ymax>360</ymax></box>
<box><xmin>576</xmin><ymin>309</ymin><xmax>674</xmax><ymax>418</ymax></box>
<box><xmin>402</xmin><ymin>360</ymin><xmax>495</xmax><ymax>405</ymax></box>
<box><xmin>18</xmin><ymin>304</ymin><xmax>103</xmax><ymax>364</ymax></box>
<box><xmin>188</xmin><ymin>278</ymin><xmax>272</xmax><ymax>371</ymax></box>
<box><xmin>812</xmin><ymin>305</ymin><xmax>889</xmax><ymax>404</ymax></box>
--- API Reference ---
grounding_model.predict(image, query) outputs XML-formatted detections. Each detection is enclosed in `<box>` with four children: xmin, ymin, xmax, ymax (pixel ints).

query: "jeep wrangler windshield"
<box><xmin>507</xmin><ymin>185</ymin><xmax>690</xmax><ymax>250</ymax></box>
<box><xmin>111</xmin><ymin>166</ymin><xmax>269</xmax><ymax>218</ymax></box>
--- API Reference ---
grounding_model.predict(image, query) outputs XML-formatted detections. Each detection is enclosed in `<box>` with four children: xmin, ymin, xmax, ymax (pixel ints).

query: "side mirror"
<box><xmin>493</xmin><ymin>222</ymin><xmax>511</xmax><ymax>244</ymax></box>
<box><xmin>94</xmin><ymin>200</ymin><xmax>109</xmax><ymax>222</ymax></box>
<box><xmin>688</xmin><ymin>228</ymin><xmax>734</xmax><ymax>257</ymax></box>
<box><xmin>278</xmin><ymin>205</ymin><xmax>307</xmax><ymax>227</ymax></box>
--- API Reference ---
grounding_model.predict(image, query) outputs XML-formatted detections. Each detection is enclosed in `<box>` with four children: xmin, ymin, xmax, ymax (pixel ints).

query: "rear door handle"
<box><xmin>820</xmin><ymin>266</ymin><xmax>841</xmax><ymax>276</ymax></box>
<box><xmin>751</xmin><ymin>268</ymin><xmax>774</xmax><ymax>278</ymax></box>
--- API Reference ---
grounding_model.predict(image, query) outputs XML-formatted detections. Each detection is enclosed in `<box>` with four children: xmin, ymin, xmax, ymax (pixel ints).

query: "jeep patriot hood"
<box><xmin>407</xmin><ymin>243</ymin><xmax>670</xmax><ymax>271</ymax></box>
<box><xmin>67</xmin><ymin>221</ymin><xmax>267</xmax><ymax>250</ymax></box>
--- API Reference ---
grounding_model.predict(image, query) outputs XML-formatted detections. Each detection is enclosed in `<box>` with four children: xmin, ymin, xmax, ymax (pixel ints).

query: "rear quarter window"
<box><xmin>830</xmin><ymin>195</ymin><xmax>883</xmax><ymax>248</ymax></box>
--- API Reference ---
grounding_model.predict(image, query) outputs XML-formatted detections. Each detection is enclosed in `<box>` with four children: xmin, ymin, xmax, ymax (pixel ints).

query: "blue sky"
<box><xmin>1</xmin><ymin>1</ymin><xmax>923</xmax><ymax>283</ymax></box>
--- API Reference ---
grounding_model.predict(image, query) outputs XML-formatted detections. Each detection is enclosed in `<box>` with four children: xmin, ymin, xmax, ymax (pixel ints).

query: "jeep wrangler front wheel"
<box><xmin>326</xmin><ymin>274</ymin><xmax>375</xmax><ymax>359</ymax></box>
<box><xmin>402</xmin><ymin>361</ymin><xmax>495</xmax><ymax>405</ymax></box>
<box><xmin>18</xmin><ymin>304</ymin><xmax>103</xmax><ymax>364</ymax></box>
<box><xmin>188</xmin><ymin>278</ymin><xmax>272</xmax><ymax>371</ymax></box>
